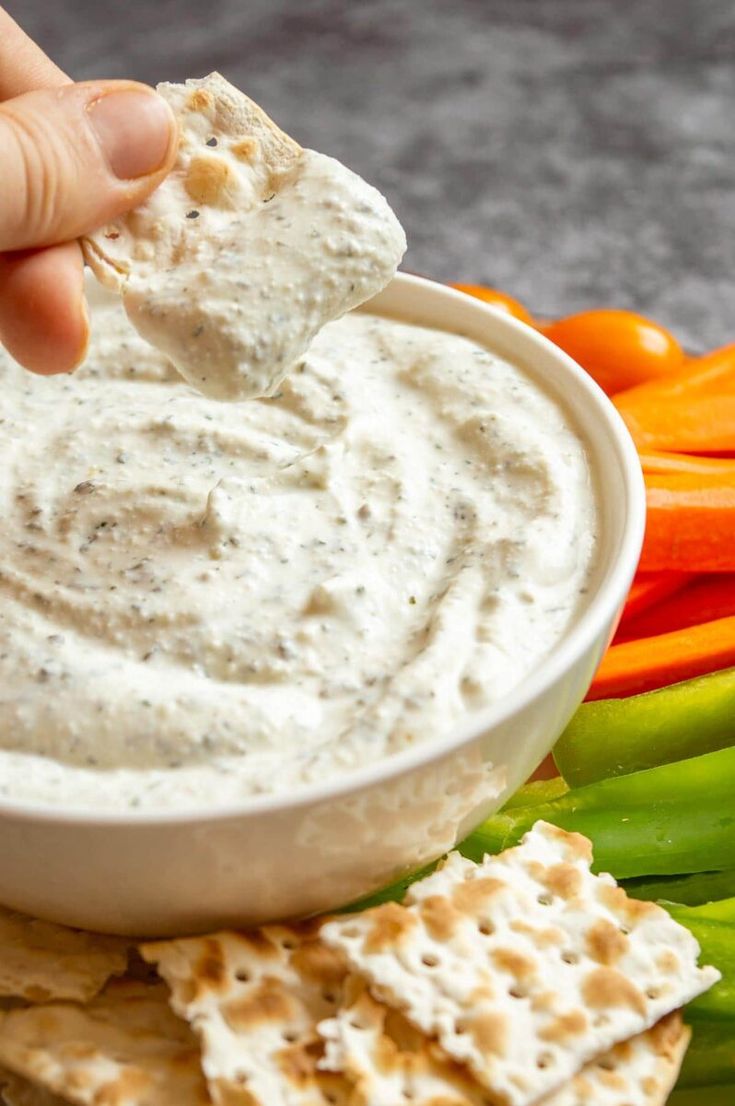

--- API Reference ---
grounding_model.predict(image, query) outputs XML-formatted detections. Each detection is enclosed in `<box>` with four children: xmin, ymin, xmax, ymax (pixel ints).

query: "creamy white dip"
<box><xmin>121</xmin><ymin>149</ymin><xmax>407</xmax><ymax>402</ymax></box>
<box><xmin>0</xmin><ymin>286</ymin><xmax>597</xmax><ymax>810</ymax></box>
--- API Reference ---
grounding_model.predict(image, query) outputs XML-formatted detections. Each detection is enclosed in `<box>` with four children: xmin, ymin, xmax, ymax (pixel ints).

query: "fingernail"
<box><xmin>88</xmin><ymin>88</ymin><xmax>175</xmax><ymax>180</ymax></box>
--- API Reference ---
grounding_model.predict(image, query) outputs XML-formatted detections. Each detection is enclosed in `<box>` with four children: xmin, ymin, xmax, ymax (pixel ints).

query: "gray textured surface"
<box><xmin>8</xmin><ymin>0</ymin><xmax>735</xmax><ymax>349</ymax></box>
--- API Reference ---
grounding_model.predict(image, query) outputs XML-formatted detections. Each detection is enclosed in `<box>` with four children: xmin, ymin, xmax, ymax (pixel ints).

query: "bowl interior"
<box><xmin>0</xmin><ymin>274</ymin><xmax>645</xmax><ymax>827</ymax></box>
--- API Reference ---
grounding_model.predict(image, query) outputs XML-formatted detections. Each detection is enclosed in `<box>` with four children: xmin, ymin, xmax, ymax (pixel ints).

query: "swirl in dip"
<box><xmin>0</xmin><ymin>284</ymin><xmax>597</xmax><ymax>810</ymax></box>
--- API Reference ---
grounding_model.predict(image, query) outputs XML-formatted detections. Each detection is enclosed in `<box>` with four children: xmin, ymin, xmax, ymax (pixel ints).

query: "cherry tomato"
<box><xmin>541</xmin><ymin>309</ymin><xmax>684</xmax><ymax>395</ymax></box>
<box><xmin>452</xmin><ymin>284</ymin><xmax>534</xmax><ymax>326</ymax></box>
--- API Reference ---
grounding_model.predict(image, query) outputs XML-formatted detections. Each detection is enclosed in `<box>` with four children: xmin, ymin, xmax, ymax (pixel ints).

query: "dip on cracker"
<box><xmin>83</xmin><ymin>73</ymin><xmax>407</xmax><ymax>401</ymax></box>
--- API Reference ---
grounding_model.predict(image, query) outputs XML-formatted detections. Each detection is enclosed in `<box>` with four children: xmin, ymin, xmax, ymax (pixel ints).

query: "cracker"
<box><xmin>0</xmin><ymin>979</ymin><xmax>210</xmax><ymax>1106</ymax></box>
<box><xmin>319</xmin><ymin>982</ymin><xmax>689</xmax><ymax>1106</ymax></box>
<box><xmin>0</xmin><ymin>1067</ymin><xmax>70</xmax><ymax>1106</ymax></box>
<box><xmin>141</xmin><ymin>923</ymin><xmax>352</xmax><ymax>1106</ymax></box>
<box><xmin>0</xmin><ymin>906</ymin><xmax>128</xmax><ymax>1003</ymax></box>
<box><xmin>83</xmin><ymin>73</ymin><xmax>303</xmax><ymax>290</ymax></box>
<box><xmin>321</xmin><ymin>821</ymin><xmax>719</xmax><ymax>1106</ymax></box>
<box><xmin>83</xmin><ymin>73</ymin><xmax>406</xmax><ymax>401</ymax></box>
<box><xmin>539</xmin><ymin>1012</ymin><xmax>690</xmax><ymax>1106</ymax></box>
<box><xmin>318</xmin><ymin>976</ymin><xmax>491</xmax><ymax>1105</ymax></box>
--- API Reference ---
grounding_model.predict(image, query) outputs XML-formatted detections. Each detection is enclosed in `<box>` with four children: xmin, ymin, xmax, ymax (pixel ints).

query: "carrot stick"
<box><xmin>639</xmin><ymin>450</ymin><xmax>735</xmax><ymax>477</ymax></box>
<box><xmin>587</xmin><ymin>615</ymin><xmax>735</xmax><ymax>699</ymax></box>
<box><xmin>618</xmin><ymin>571</ymin><xmax>694</xmax><ymax>626</ymax></box>
<box><xmin>618</xmin><ymin>395</ymin><xmax>735</xmax><ymax>454</ymax></box>
<box><xmin>618</xmin><ymin>574</ymin><xmax>735</xmax><ymax>642</ymax></box>
<box><xmin>613</xmin><ymin>343</ymin><xmax>735</xmax><ymax>406</ymax></box>
<box><xmin>613</xmin><ymin>345</ymin><xmax>735</xmax><ymax>453</ymax></box>
<box><xmin>640</xmin><ymin>472</ymin><xmax>735</xmax><ymax>572</ymax></box>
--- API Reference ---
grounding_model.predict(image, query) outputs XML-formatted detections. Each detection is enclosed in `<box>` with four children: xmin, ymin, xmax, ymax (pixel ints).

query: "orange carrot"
<box><xmin>640</xmin><ymin>472</ymin><xmax>735</xmax><ymax>572</ymax></box>
<box><xmin>617</xmin><ymin>574</ymin><xmax>735</xmax><ymax>642</ymax></box>
<box><xmin>613</xmin><ymin>342</ymin><xmax>735</xmax><ymax>406</ymax></box>
<box><xmin>639</xmin><ymin>450</ymin><xmax>735</xmax><ymax>476</ymax></box>
<box><xmin>618</xmin><ymin>571</ymin><xmax>694</xmax><ymax>626</ymax></box>
<box><xmin>541</xmin><ymin>310</ymin><xmax>683</xmax><ymax>395</ymax></box>
<box><xmin>452</xmin><ymin>284</ymin><xmax>534</xmax><ymax>325</ymax></box>
<box><xmin>587</xmin><ymin>615</ymin><xmax>735</xmax><ymax>699</ymax></box>
<box><xmin>618</xmin><ymin>394</ymin><xmax>735</xmax><ymax>454</ymax></box>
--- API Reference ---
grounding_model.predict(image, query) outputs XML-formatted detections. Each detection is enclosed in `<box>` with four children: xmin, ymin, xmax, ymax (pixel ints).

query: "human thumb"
<box><xmin>0</xmin><ymin>80</ymin><xmax>177</xmax><ymax>253</ymax></box>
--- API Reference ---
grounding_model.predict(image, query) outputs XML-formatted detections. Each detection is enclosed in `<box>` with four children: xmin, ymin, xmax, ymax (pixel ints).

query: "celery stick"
<box><xmin>669</xmin><ymin>1085</ymin><xmax>735</xmax><ymax>1105</ymax></box>
<box><xmin>554</xmin><ymin>667</ymin><xmax>735</xmax><ymax>787</ymax></box>
<box><xmin>625</xmin><ymin>870</ymin><xmax>735</xmax><ymax>907</ymax></box>
<box><xmin>678</xmin><ymin>1020</ymin><xmax>735</xmax><ymax>1087</ymax></box>
<box><xmin>459</xmin><ymin>746</ymin><xmax>735</xmax><ymax>878</ymax></box>
<box><xmin>666</xmin><ymin>906</ymin><xmax>735</xmax><ymax>1020</ymax></box>
<box><xmin>501</xmin><ymin>777</ymin><xmax>568</xmax><ymax>810</ymax></box>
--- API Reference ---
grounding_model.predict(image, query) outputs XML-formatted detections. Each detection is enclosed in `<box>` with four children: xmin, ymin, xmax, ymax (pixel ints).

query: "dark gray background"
<box><xmin>8</xmin><ymin>0</ymin><xmax>735</xmax><ymax>350</ymax></box>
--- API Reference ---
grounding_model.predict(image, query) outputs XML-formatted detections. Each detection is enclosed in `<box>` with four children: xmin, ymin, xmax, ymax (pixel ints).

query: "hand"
<box><xmin>0</xmin><ymin>8</ymin><xmax>178</xmax><ymax>375</ymax></box>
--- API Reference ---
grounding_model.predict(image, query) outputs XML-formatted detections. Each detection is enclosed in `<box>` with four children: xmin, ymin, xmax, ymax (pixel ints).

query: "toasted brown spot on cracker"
<box><xmin>530</xmin><ymin>990</ymin><xmax>557</xmax><ymax>1014</ymax></box>
<box><xmin>236</xmin><ymin>930</ymin><xmax>281</xmax><ymax>961</ymax></box>
<box><xmin>492</xmin><ymin>947</ymin><xmax>536</xmax><ymax>981</ymax></box>
<box><xmin>650</xmin><ymin>1010</ymin><xmax>689</xmax><ymax>1054</ymax></box>
<box><xmin>187</xmin><ymin>89</ymin><xmax>213</xmax><ymax>111</ymax></box>
<box><xmin>586</xmin><ymin>919</ymin><xmax>629</xmax><ymax>966</ymax></box>
<box><xmin>539</xmin><ymin>1009</ymin><xmax>588</xmax><ymax>1043</ymax></box>
<box><xmin>213</xmin><ymin>1076</ymin><xmax>260</xmax><ymax>1106</ymax></box>
<box><xmin>231</xmin><ymin>137</ymin><xmax>260</xmax><ymax>162</ymax></box>
<box><xmin>363</xmin><ymin>903</ymin><xmax>417</xmax><ymax>954</ymax></box>
<box><xmin>582</xmin><ymin>967</ymin><xmax>647</xmax><ymax>1016</ymax></box>
<box><xmin>541</xmin><ymin>862</ymin><xmax>583</xmax><ymax>900</ymax></box>
<box><xmin>277</xmin><ymin>1040</ymin><xmax>318</xmax><ymax>1088</ymax></box>
<box><xmin>289</xmin><ymin>939</ymin><xmax>345</xmax><ymax>987</ymax></box>
<box><xmin>194</xmin><ymin>938</ymin><xmax>227</xmax><ymax>990</ymax></box>
<box><xmin>540</xmin><ymin>823</ymin><xmax>593</xmax><ymax>862</ymax></box>
<box><xmin>510</xmin><ymin>919</ymin><xmax>564</xmax><ymax>948</ymax></box>
<box><xmin>221</xmin><ymin>975</ymin><xmax>296</xmax><ymax>1031</ymax></box>
<box><xmin>419</xmin><ymin>896</ymin><xmax>461</xmax><ymax>943</ymax></box>
<box><xmin>599</xmin><ymin>882</ymin><xmax>660</xmax><ymax>924</ymax></box>
<box><xmin>464</xmin><ymin>1011</ymin><xmax>507</xmax><ymax>1057</ymax></box>
<box><xmin>597</xmin><ymin>1068</ymin><xmax>627</xmax><ymax>1091</ymax></box>
<box><xmin>657</xmin><ymin>950</ymin><xmax>681</xmax><ymax>975</ymax></box>
<box><xmin>185</xmin><ymin>154</ymin><xmax>240</xmax><ymax>208</ymax></box>
<box><xmin>452</xmin><ymin>877</ymin><xmax>507</xmax><ymax>913</ymax></box>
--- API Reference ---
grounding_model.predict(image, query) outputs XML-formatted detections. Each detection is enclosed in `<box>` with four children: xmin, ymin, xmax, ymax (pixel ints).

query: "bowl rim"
<box><xmin>0</xmin><ymin>274</ymin><xmax>646</xmax><ymax>827</ymax></box>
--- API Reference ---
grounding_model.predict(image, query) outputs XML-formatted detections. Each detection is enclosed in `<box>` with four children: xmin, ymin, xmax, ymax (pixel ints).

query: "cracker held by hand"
<box><xmin>141</xmin><ymin>923</ymin><xmax>351</xmax><ymax>1106</ymax></box>
<box><xmin>83</xmin><ymin>73</ymin><xmax>406</xmax><ymax>402</ymax></box>
<box><xmin>0</xmin><ymin>980</ymin><xmax>210</xmax><ymax>1106</ymax></box>
<box><xmin>321</xmin><ymin>821</ymin><xmax>719</xmax><ymax>1106</ymax></box>
<box><xmin>0</xmin><ymin>906</ymin><xmax>127</xmax><ymax>1004</ymax></box>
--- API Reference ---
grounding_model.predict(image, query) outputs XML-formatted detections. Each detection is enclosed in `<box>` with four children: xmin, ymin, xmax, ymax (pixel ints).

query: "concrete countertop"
<box><xmin>9</xmin><ymin>0</ymin><xmax>735</xmax><ymax>349</ymax></box>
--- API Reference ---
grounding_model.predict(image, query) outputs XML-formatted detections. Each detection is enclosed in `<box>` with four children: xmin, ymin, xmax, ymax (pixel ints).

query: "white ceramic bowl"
<box><xmin>0</xmin><ymin>275</ymin><xmax>645</xmax><ymax>935</ymax></box>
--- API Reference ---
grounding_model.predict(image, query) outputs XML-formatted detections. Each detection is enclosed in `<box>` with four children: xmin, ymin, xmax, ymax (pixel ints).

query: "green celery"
<box><xmin>678</xmin><ymin>1020</ymin><xmax>735</xmax><ymax>1087</ymax></box>
<box><xmin>665</xmin><ymin>900</ymin><xmax>735</xmax><ymax>1021</ymax></box>
<box><xmin>458</xmin><ymin>746</ymin><xmax>735</xmax><ymax>878</ymax></box>
<box><xmin>669</xmin><ymin>1085</ymin><xmax>735</xmax><ymax>1104</ymax></box>
<box><xmin>501</xmin><ymin>777</ymin><xmax>568</xmax><ymax>810</ymax></box>
<box><xmin>553</xmin><ymin>667</ymin><xmax>735</xmax><ymax>787</ymax></box>
<box><xmin>341</xmin><ymin>861</ymin><xmax>436</xmax><ymax>912</ymax></box>
<box><xmin>675</xmin><ymin>898</ymin><xmax>735</xmax><ymax>924</ymax></box>
<box><xmin>625</xmin><ymin>870</ymin><xmax>735</xmax><ymax>907</ymax></box>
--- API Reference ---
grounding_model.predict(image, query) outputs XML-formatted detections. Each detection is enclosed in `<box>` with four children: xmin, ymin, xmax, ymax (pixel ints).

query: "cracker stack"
<box><xmin>0</xmin><ymin>822</ymin><xmax>719</xmax><ymax>1106</ymax></box>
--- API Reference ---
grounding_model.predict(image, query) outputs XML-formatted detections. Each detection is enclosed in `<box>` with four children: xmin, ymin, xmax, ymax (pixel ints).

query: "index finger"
<box><xmin>0</xmin><ymin>6</ymin><xmax>69</xmax><ymax>98</ymax></box>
